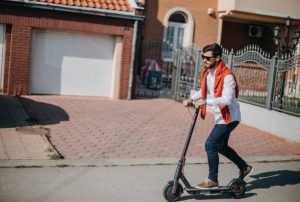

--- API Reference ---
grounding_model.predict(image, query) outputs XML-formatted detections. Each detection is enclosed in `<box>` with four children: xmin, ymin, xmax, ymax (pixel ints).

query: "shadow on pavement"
<box><xmin>247</xmin><ymin>170</ymin><xmax>300</xmax><ymax>191</ymax></box>
<box><xmin>18</xmin><ymin>96</ymin><xmax>69</xmax><ymax>126</ymax></box>
<box><xmin>178</xmin><ymin>170</ymin><xmax>300</xmax><ymax>201</ymax></box>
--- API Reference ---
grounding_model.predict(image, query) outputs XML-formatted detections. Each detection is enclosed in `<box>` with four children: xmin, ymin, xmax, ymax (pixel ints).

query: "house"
<box><xmin>134</xmin><ymin>0</ymin><xmax>300</xmax><ymax>98</ymax></box>
<box><xmin>0</xmin><ymin>0</ymin><xmax>144</xmax><ymax>99</ymax></box>
<box><xmin>1</xmin><ymin>0</ymin><xmax>299</xmax><ymax>100</ymax></box>
<box><xmin>141</xmin><ymin>0</ymin><xmax>300</xmax><ymax>57</ymax></box>
<box><xmin>218</xmin><ymin>0</ymin><xmax>300</xmax><ymax>54</ymax></box>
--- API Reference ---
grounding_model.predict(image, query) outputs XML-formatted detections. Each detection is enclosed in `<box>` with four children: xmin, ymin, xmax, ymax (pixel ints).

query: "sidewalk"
<box><xmin>1</xmin><ymin>95</ymin><xmax>300</xmax><ymax>163</ymax></box>
<box><xmin>0</xmin><ymin>95</ymin><xmax>57</xmax><ymax>160</ymax></box>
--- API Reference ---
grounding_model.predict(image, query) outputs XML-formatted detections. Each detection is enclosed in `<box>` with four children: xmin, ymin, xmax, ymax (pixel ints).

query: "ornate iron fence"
<box><xmin>172</xmin><ymin>44</ymin><xmax>300</xmax><ymax>116</ymax></box>
<box><xmin>273</xmin><ymin>54</ymin><xmax>300</xmax><ymax>115</ymax></box>
<box><xmin>172</xmin><ymin>45</ymin><xmax>202</xmax><ymax>100</ymax></box>
<box><xmin>134</xmin><ymin>39</ymin><xmax>175</xmax><ymax>98</ymax></box>
<box><xmin>136</xmin><ymin>40</ymin><xmax>300</xmax><ymax>116</ymax></box>
<box><xmin>226</xmin><ymin>45</ymin><xmax>272</xmax><ymax>107</ymax></box>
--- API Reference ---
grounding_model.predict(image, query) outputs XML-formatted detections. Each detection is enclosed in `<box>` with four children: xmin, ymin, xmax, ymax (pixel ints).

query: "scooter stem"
<box><xmin>172</xmin><ymin>107</ymin><xmax>200</xmax><ymax>195</ymax></box>
<box><xmin>181</xmin><ymin>107</ymin><xmax>200</xmax><ymax>157</ymax></box>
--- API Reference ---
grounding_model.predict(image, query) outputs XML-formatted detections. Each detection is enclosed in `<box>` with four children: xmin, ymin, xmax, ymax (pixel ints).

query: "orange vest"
<box><xmin>200</xmin><ymin>61</ymin><xmax>239</xmax><ymax>124</ymax></box>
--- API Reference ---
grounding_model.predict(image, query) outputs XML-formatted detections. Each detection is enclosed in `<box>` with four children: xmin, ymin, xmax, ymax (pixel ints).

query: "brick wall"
<box><xmin>0</xmin><ymin>5</ymin><xmax>134</xmax><ymax>99</ymax></box>
<box><xmin>143</xmin><ymin>0</ymin><xmax>218</xmax><ymax>48</ymax></box>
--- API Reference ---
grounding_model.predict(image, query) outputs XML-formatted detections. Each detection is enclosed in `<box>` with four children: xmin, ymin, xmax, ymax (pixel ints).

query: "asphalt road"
<box><xmin>0</xmin><ymin>161</ymin><xmax>300</xmax><ymax>202</ymax></box>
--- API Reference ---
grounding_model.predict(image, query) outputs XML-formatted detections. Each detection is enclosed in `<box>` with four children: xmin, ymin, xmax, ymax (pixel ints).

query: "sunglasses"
<box><xmin>202</xmin><ymin>55</ymin><xmax>215</xmax><ymax>60</ymax></box>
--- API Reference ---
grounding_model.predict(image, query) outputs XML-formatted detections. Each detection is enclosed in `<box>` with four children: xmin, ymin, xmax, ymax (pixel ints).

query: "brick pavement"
<box><xmin>16</xmin><ymin>95</ymin><xmax>300</xmax><ymax>160</ymax></box>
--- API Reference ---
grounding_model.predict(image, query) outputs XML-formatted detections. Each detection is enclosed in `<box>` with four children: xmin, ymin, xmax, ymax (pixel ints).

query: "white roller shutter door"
<box><xmin>30</xmin><ymin>30</ymin><xmax>116</xmax><ymax>97</ymax></box>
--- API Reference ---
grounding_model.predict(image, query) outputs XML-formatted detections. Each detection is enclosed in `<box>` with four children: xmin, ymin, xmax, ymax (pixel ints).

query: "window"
<box><xmin>163</xmin><ymin>12</ymin><xmax>187</xmax><ymax>61</ymax></box>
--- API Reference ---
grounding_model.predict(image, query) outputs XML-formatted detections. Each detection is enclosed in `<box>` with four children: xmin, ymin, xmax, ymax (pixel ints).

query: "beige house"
<box><xmin>141</xmin><ymin>0</ymin><xmax>300</xmax><ymax>56</ymax></box>
<box><xmin>134</xmin><ymin>0</ymin><xmax>300</xmax><ymax>98</ymax></box>
<box><xmin>218</xmin><ymin>0</ymin><xmax>300</xmax><ymax>53</ymax></box>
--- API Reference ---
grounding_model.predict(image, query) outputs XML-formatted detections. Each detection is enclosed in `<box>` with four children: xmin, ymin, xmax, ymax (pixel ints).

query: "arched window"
<box><xmin>163</xmin><ymin>8</ymin><xmax>194</xmax><ymax>61</ymax></box>
<box><xmin>165</xmin><ymin>12</ymin><xmax>187</xmax><ymax>51</ymax></box>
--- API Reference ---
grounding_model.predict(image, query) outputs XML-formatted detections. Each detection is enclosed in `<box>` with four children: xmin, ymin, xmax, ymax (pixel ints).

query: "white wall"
<box><xmin>218</xmin><ymin>0</ymin><xmax>300</xmax><ymax>19</ymax></box>
<box><xmin>239</xmin><ymin>102</ymin><xmax>300</xmax><ymax>143</ymax></box>
<box><xmin>191</xmin><ymin>89</ymin><xmax>300</xmax><ymax>142</ymax></box>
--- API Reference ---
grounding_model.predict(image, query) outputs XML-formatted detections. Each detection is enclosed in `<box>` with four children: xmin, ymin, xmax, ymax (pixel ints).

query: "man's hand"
<box><xmin>183</xmin><ymin>98</ymin><xmax>193</xmax><ymax>107</ymax></box>
<box><xmin>194</xmin><ymin>99</ymin><xmax>206</xmax><ymax>109</ymax></box>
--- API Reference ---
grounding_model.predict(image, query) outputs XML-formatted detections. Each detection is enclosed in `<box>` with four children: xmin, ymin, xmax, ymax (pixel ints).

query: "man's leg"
<box><xmin>204</xmin><ymin>124</ymin><xmax>229</xmax><ymax>182</ymax></box>
<box><xmin>219</xmin><ymin>121</ymin><xmax>252</xmax><ymax>179</ymax></box>
<box><xmin>195</xmin><ymin>124</ymin><xmax>224</xmax><ymax>188</ymax></box>
<box><xmin>218</xmin><ymin>121</ymin><xmax>246</xmax><ymax>170</ymax></box>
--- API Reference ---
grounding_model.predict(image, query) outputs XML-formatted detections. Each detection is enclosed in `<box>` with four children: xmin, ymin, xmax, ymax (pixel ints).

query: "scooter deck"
<box><xmin>185</xmin><ymin>186</ymin><xmax>230</xmax><ymax>193</ymax></box>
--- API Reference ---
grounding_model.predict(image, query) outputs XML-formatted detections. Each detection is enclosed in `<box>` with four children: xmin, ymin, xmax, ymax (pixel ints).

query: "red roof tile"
<box><xmin>31</xmin><ymin>0</ymin><xmax>133</xmax><ymax>12</ymax></box>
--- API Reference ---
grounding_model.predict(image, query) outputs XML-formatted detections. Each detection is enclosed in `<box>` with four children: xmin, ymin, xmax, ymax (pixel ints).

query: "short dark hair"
<box><xmin>202</xmin><ymin>43</ymin><xmax>222</xmax><ymax>57</ymax></box>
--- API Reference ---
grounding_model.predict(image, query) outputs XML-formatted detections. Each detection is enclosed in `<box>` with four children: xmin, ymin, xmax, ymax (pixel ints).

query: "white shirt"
<box><xmin>191</xmin><ymin>69</ymin><xmax>241</xmax><ymax>124</ymax></box>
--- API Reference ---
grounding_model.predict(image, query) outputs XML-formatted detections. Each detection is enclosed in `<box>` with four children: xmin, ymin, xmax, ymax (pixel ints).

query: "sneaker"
<box><xmin>195</xmin><ymin>179</ymin><xmax>218</xmax><ymax>189</ymax></box>
<box><xmin>239</xmin><ymin>165</ymin><xmax>253</xmax><ymax>180</ymax></box>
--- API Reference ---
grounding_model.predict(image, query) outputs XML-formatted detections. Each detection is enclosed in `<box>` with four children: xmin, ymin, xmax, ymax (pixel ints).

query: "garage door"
<box><xmin>30</xmin><ymin>30</ymin><xmax>116</xmax><ymax>97</ymax></box>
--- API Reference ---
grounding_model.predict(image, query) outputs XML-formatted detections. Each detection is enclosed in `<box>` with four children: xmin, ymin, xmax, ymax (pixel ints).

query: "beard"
<box><xmin>204</xmin><ymin>60</ymin><xmax>216</xmax><ymax>69</ymax></box>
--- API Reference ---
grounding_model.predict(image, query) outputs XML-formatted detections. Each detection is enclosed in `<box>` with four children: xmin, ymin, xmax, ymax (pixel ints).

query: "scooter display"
<box><xmin>163</xmin><ymin>103</ymin><xmax>246</xmax><ymax>201</ymax></box>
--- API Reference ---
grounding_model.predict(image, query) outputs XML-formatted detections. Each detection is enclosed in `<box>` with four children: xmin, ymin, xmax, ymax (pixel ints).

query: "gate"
<box><xmin>134</xmin><ymin>39</ymin><xmax>175</xmax><ymax>98</ymax></box>
<box><xmin>273</xmin><ymin>54</ymin><xmax>300</xmax><ymax>115</ymax></box>
<box><xmin>228</xmin><ymin>45</ymin><xmax>272</xmax><ymax>107</ymax></box>
<box><xmin>172</xmin><ymin>45</ymin><xmax>202</xmax><ymax>100</ymax></box>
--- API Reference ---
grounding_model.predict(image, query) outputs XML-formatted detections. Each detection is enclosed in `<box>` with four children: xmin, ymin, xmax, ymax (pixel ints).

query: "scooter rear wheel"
<box><xmin>163</xmin><ymin>181</ymin><xmax>183</xmax><ymax>202</ymax></box>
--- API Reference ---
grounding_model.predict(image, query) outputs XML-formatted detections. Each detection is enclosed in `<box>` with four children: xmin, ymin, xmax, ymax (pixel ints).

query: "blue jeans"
<box><xmin>205</xmin><ymin>121</ymin><xmax>247</xmax><ymax>182</ymax></box>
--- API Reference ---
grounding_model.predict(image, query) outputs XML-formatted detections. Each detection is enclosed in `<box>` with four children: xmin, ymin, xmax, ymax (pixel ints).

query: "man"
<box><xmin>183</xmin><ymin>43</ymin><xmax>253</xmax><ymax>188</ymax></box>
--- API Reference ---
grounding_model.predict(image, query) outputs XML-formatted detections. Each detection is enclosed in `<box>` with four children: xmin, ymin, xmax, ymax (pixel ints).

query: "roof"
<box><xmin>30</xmin><ymin>0</ymin><xmax>133</xmax><ymax>12</ymax></box>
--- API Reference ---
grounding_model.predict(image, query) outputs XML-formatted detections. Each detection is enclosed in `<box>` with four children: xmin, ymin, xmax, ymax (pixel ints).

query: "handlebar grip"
<box><xmin>187</xmin><ymin>102</ymin><xmax>195</xmax><ymax>107</ymax></box>
<box><xmin>187</xmin><ymin>102</ymin><xmax>201</xmax><ymax>109</ymax></box>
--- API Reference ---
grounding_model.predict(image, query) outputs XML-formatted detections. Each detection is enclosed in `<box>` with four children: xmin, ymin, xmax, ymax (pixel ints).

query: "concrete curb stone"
<box><xmin>0</xmin><ymin>155</ymin><xmax>299</xmax><ymax>168</ymax></box>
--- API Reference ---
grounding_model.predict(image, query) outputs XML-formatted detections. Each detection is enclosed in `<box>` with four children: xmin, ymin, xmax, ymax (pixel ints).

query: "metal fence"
<box><xmin>135</xmin><ymin>40</ymin><xmax>174</xmax><ymax>98</ymax></box>
<box><xmin>273</xmin><ymin>53</ymin><xmax>300</xmax><ymax>115</ymax></box>
<box><xmin>135</xmin><ymin>40</ymin><xmax>300</xmax><ymax>116</ymax></box>
<box><xmin>172</xmin><ymin>44</ymin><xmax>300</xmax><ymax>117</ymax></box>
<box><xmin>172</xmin><ymin>45</ymin><xmax>202</xmax><ymax>99</ymax></box>
<box><xmin>229</xmin><ymin>45</ymin><xmax>272</xmax><ymax>107</ymax></box>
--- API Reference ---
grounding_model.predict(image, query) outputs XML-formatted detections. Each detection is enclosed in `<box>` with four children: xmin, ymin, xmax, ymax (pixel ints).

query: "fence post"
<box><xmin>193</xmin><ymin>50</ymin><xmax>201</xmax><ymax>90</ymax></box>
<box><xmin>228</xmin><ymin>48</ymin><xmax>234</xmax><ymax>70</ymax></box>
<box><xmin>266</xmin><ymin>55</ymin><xmax>279</xmax><ymax>110</ymax></box>
<box><xmin>172</xmin><ymin>49</ymin><xmax>181</xmax><ymax>98</ymax></box>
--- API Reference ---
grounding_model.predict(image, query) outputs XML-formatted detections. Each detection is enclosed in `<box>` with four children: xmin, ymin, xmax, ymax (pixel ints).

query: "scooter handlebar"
<box><xmin>187</xmin><ymin>102</ymin><xmax>201</xmax><ymax>109</ymax></box>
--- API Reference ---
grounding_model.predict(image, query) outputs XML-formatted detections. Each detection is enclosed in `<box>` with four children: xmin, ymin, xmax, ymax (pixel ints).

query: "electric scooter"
<box><xmin>163</xmin><ymin>103</ymin><xmax>246</xmax><ymax>202</ymax></box>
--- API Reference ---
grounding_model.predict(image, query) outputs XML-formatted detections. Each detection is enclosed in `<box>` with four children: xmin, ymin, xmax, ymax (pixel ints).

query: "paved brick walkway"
<box><xmin>18</xmin><ymin>96</ymin><xmax>300</xmax><ymax>160</ymax></box>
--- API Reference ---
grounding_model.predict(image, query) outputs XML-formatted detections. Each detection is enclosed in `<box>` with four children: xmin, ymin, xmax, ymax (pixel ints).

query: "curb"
<box><xmin>0</xmin><ymin>155</ymin><xmax>300</xmax><ymax>168</ymax></box>
<box><xmin>15</xmin><ymin>126</ymin><xmax>63</xmax><ymax>160</ymax></box>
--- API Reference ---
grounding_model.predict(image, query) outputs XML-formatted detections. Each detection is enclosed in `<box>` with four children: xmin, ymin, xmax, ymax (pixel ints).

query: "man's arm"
<box><xmin>183</xmin><ymin>89</ymin><xmax>202</xmax><ymax>107</ymax></box>
<box><xmin>191</xmin><ymin>89</ymin><xmax>202</xmax><ymax>101</ymax></box>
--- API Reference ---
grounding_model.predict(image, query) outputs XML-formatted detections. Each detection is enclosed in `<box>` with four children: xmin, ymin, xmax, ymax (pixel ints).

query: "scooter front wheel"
<box><xmin>163</xmin><ymin>181</ymin><xmax>183</xmax><ymax>202</ymax></box>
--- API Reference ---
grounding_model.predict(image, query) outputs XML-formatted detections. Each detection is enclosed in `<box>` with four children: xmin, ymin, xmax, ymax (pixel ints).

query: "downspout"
<box><xmin>7</xmin><ymin>26</ymin><xmax>13</xmax><ymax>94</ymax></box>
<box><xmin>127</xmin><ymin>20</ymin><xmax>138</xmax><ymax>99</ymax></box>
<box><xmin>0</xmin><ymin>25</ymin><xmax>6</xmax><ymax>92</ymax></box>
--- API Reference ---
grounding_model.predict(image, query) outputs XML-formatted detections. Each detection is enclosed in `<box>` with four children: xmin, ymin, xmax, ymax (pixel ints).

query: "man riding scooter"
<box><xmin>183</xmin><ymin>43</ymin><xmax>253</xmax><ymax>188</ymax></box>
